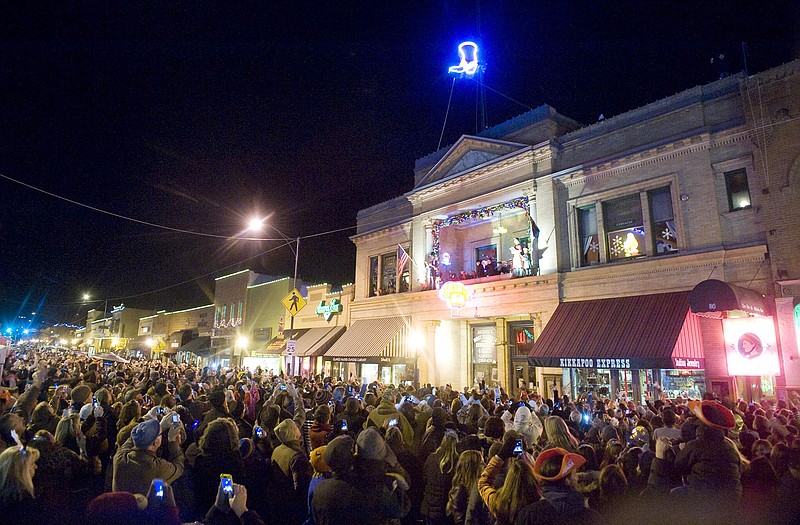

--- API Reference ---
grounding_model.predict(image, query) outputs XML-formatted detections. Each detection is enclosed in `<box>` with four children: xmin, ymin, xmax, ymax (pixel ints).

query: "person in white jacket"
<box><xmin>513</xmin><ymin>405</ymin><xmax>543</xmax><ymax>446</ymax></box>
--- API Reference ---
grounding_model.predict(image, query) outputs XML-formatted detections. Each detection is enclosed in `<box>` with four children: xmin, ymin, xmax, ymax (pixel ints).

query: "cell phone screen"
<box><xmin>513</xmin><ymin>440</ymin><xmax>523</xmax><ymax>455</ymax></box>
<box><xmin>280</xmin><ymin>384</ymin><xmax>287</xmax><ymax>390</ymax></box>
<box><xmin>255</xmin><ymin>426</ymin><xmax>264</xmax><ymax>437</ymax></box>
<box><xmin>154</xmin><ymin>479</ymin><xmax>164</xmax><ymax>498</ymax></box>
<box><xmin>172</xmin><ymin>414</ymin><xmax>179</xmax><ymax>425</ymax></box>
<box><xmin>221</xmin><ymin>474</ymin><xmax>233</xmax><ymax>496</ymax></box>
<box><xmin>341</xmin><ymin>420</ymin><xmax>348</xmax><ymax>431</ymax></box>
<box><xmin>388</xmin><ymin>418</ymin><xmax>398</xmax><ymax>427</ymax></box>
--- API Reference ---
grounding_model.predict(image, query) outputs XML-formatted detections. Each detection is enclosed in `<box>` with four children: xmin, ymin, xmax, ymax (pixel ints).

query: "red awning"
<box><xmin>528</xmin><ymin>292</ymin><xmax>704</xmax><ymax>369</ymax></box>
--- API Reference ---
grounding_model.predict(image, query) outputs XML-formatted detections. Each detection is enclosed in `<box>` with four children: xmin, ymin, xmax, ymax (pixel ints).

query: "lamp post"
<box><xmin>248</xmin><ymin>219</ymin><xmax>300</xmax><ymax>372</ymax></box>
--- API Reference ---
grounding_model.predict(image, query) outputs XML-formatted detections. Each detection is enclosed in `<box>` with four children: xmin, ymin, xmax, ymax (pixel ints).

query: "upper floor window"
<box><xmin>368</xmin><ymin>256</ymin><xmax>379</xmax><ymax>297</ymax></box>
<box><xmin>368</xmin><ymin>249</ymin><xmax>410</xmax><ymax>296</ymax></box>
<box><xmin>603</xmin><ymin>194</ymin><xmax>644</xmax><ymax>262</ymax></box>
<box><xmin>574</xmin><ymin>185</ymin><xmax>678</xmax><ymax>267</ymax></box>
<box><xmin>649</xmin><ymin>187</ymin><xmax>678</xmax><ymax>255</ymax></box>
<box><xmin>724</xmin><ymin>168</ymin><xmax>751</xmax><ymax>211</ymax></box>
<box><xmin>578</xmin><ymin>206</ymin><xmax>599</xmax><ymax>266</ymax></box>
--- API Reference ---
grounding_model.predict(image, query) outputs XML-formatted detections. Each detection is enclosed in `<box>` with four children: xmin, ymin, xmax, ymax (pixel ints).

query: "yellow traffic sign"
<box><xmin>282</xmin><ymin>288</ymin><xmax>307</xmax><ymax>317</ymax></box>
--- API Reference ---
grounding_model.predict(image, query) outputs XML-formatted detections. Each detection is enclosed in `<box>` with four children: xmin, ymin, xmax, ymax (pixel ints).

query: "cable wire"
<box><xmin>0</xmin><ymin>173</ymin><xmax>286</xmax><ymax>241</ymax></box>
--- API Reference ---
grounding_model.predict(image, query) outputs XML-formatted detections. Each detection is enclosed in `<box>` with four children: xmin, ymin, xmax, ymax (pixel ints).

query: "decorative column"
<box><xmin>417</xmin><ymin>320</ymin><xmax>440</xmax><ymax>385</ymax></box>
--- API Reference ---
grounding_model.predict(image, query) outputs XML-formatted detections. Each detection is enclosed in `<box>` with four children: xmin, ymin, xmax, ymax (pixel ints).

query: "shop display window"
<box><xmin>660</xmin><ymin>369</ymin><xmax>705</xmax><ymax>399</ymax></box>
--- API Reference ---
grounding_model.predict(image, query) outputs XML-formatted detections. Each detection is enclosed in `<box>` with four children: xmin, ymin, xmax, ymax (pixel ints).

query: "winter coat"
<box><xmin>514</xmin><ymin>483</ymin><xmax>600</xmax><ymax>525</ymax></box>
<box><xmin>112</xmin><ymin>437</ymin><xmax>185</xmax><ymax>495</ymax></box>
<box><xmin>364</xmin><ymin>401</ymin><xmax>414</xmax><ymax>447</ymax></box>
<box><xmin>312</xmin><ymin>471</ymin><xmax>410</xmax><ymax>525</ymax></box>
<box><xmin>421</xmin><ymin>450</ymin><xmax>455</xmax><ymax>520</ymax></box>
<box><xmin>192</xmin><ymin>449</ymin><xmax>246</xmax><ymax>512</ymax></box>
<box><xmin>673</xmin><ymin>425</ymin><xmax>742</xmax><ymax>496</ymax></box>
<box><xmin>512</xmin><ymin>406</ymin><xmax>543</xmax><ymax>445</ymax></box>
<box><xmin>270</xmin><ymin>441</ymin><xmax>312</xmax><ymax>524</ymax></box>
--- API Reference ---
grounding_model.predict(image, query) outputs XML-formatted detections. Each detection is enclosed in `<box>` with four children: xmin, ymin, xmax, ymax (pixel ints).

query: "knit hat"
<box><xmin>86</xmin><ymin>492</ymin><xmax>147</xmax><ymax>525</ymax></box>
<box><xmin>208</xmin><ymin>390</ymin><xmax>227</xmax><ymax>411</ymax></box>
<box><xmin>382</xmin><ymin>388</ymin><xmax>397</xmax><ymax>404</ymax></box>
<box><xmin>533</xmin><ymin>447</ymin><xmax>586</xmax><ymax>482</ymax></box>
<box><xmin>310</xmin><ymin>446</ymin><xmax>332</xmax><ymax>474</ymax></box>
<box><xmin>79</xmin><ymin>403</ymin><xmax>94</xmax><ymax>420</ymax></box>
<box><xmin>314</xmin><ymin>390</ymin><xmax>331</xmax><ymax>406</ymax></box>
<box><xmin>71</xmin><ymin>384</ymin><xmax>92</xmax><ymax>405</ymax></box>
<box><xmin>131</xmin><ymin>419</ymin><xmax>161</xmax><ymax>449</ymax></box>
<box><xmin>239</xmin><ymin>438</ymin><xmax>255</xmax><ymax>460</ymax></box>
<box><xmin>356</xmin><ymin>427</ymin><xmax>397</xmax><ymax>467</ymax></box>
<box><xmin>688</xmin><ymin>400</ymin><xmax>735</xmax><ymax>430</ymax></box>
<box><xmin>484</xmin><ymin>416</ymin><xmax>506</xmax><ymax>440</ymax></box>
<box><xmin>324</xmin><ymin>435</ymin><xmax>355</xmax><ymax>472</ymax></box>
<box><xmin>274</xmin><ymin>419</ymin><xmax>300</xmax><ymax>444</ymax></box>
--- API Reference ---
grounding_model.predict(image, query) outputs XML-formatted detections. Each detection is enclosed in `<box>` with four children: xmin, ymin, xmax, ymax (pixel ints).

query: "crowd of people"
<box><xmin>1</xmin><ymin>346</ymin><xmax>800</xmax><ymax>524</ymax></box>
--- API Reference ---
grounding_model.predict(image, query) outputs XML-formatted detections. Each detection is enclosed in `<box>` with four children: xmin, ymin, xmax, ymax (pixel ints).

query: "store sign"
<box><xmin>723</xmin><ymin>316</ymin><xmax>780</xmax><ymax>376</ymax></box>
<box><xmin>331</xmin><ymin>357</ymin><xmax>368</xmax><ymax>363</ymax></box>
<box><xmin>315</xmin><ymin>299</ymin><xmax>343</xmax><ymax>321</ymax></box>
<box><xmin>439</xmin><ymin>281</ymin><xmax>471</xmax><ymax>310</ymax></box>
<box><xmin>559</xmin><ymin>358</ymin><xmax>631</xmax><ymax>369</ymax></box>
<box><xmin>472</xmin><ymin>325</ymin><xmax>497</xmax><ymax>364</ymax></box>
<box><xmin>672</xmin><ymin>357</ymin><xmax>705</xmax><ymax>370</ymax></box>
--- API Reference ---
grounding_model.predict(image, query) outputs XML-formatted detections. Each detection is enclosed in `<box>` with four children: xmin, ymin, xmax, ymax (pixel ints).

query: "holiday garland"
<box><xmin>431</xmin><ymin>197</ymin><xmax>530</xmax><ymax>259</ymax></box>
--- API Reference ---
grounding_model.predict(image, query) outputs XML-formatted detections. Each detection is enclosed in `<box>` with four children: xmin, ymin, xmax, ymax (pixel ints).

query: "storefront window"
<box><xmin>472</xmin><ymin>325</ymin><xmax>498</xmax><ymax>387</ymax></box>
<box><xmin>660</xmin><ymin>369</ymin><xmax>705</xmax><ymax>399</ymax></box>
<box><xmin>604</xmin><ymin>194</ymin><xmax>644</xmax><ymax>261</ymax></box>
<box><xmin>649</xmin><ymin>187</ymin><xmax>678</xmax><ymax>255</ymax></box>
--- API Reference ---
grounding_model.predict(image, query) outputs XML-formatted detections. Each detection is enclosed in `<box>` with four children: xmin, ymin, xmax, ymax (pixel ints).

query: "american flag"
<box><xmin>397</xmin><ymin>244</ymin><xmax>411</xmax><ymax>276</ymax></box>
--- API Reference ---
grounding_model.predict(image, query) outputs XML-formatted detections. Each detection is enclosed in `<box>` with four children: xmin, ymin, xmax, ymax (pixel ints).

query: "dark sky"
<box><xmin>1</xmin><ymin>2</ymin><xmax>798</xmax><ymax>329</ymax></box>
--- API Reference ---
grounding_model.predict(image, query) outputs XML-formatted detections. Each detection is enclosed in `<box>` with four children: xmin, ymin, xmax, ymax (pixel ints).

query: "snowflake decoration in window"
<box><xmin>661</xmin><ymin>228</ymin><xmax>674</xmax><ymax>240</ymax></box>
<box><xmin>588</xmin><ymin>241</ymin><xmax>599</xmax><ymax>252</ymax></box>
<box><xmin>610</xmin><ymin>235</ymin><xmax>625</xmax><ymax>256</ymax></box>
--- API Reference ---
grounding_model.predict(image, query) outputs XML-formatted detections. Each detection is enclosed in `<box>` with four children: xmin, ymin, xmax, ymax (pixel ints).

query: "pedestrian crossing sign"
<box><xmin>282</xmin><ymin>289</ymin><xmax>307</xmax><ymax>316</ymax></box>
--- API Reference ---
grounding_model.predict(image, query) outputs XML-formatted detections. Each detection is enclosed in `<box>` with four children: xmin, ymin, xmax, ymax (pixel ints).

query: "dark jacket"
<box><xmin>421</xmin><ymin>450</ymin><xmax>455</xmax><ymax>520</ymax></box>
<box><xmin>192</xmin><ymin>450</ymin><xmax>246</xmax><ymax>512</ymax></box>
<box><xmin>673</xmin><ymin>425</ymin><xmax>742</xmax><ymax>495</ymax></box>
<box><xmin>312</xmin><ymin>470</ymin><xmax>410</xmax><ymax>525</ymax></box>
<box><xmin>515</xmin><ymin>484</ymin><xmax>600</xmax><ymax>525</ymax></box>
<box><xmin>270</xmin><ymin>441</ymin><xmax>311</xmax><ymax>524</ymax></box>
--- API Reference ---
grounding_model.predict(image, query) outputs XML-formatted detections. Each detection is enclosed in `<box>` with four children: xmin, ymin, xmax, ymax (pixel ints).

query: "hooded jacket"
<box><xmin>513</xmin><ymin>406</ymin><xmax>543</xmax><ymax>446</ymax></box>
<box><xmin>365</xmin><ymin>401</ymin><xmax>414</xmax><ymax>447</ymax></box>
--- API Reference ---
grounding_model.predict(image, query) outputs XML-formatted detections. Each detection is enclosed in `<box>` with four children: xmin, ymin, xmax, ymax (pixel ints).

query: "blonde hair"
<box><xmin>0</xmin><ymin>446</ymin><xmax>40</xmax><ymax>503</ymax></box>
<box><xmin>493</xmin><ymin>459</ymin><xmax>539</xmax><ymax>524</ymax></box>
<box><xmin>544</xmin><ymin>416</ymin><xmax>579</xmax><ymax>452</ymax></box>
<box><xmin>54</xmin><ymin>414</ymin><xmax>79</xmax><ymax>446</ymax></box>
<box><xmin>447</xmin><ymin>450</ymin><xmax>484</xmax><ymax>516</ymax></box>
<box><xmin>436</xmin><ymin>431</ymin><xmax>460</xmax><ymax>475</ymax></box>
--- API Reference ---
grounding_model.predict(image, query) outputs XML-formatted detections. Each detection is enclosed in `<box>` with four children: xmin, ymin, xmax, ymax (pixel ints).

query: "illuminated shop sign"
<box><xmin>315</xmin><ymin>299</ymin><xmax>343</xmax><ymax>321</ymax></box>
<box><xmin>439</xmin><ymin>281</ymin><xmax>471</xmax><ymax>311</ymax></box>
<box><xmin>559</xmin><ymin>358</ymin><xmax>631</xmax><ymax>369</ymax></box>
<box><xmin>723</xmin><ymin>316</ymin><xmax>780</xmax><ymax>376</ymax></box>
<box><xmin>672</xmin><ymin>358</ymin><xmax>705</xmax><ymax>370</ymax></box>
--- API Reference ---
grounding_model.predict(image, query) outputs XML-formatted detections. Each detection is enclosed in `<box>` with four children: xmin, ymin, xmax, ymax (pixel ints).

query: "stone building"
<box><xmin>342</xmin><ymin>59</ymin><xmax>800</xmax><ymax>402</ymax></box>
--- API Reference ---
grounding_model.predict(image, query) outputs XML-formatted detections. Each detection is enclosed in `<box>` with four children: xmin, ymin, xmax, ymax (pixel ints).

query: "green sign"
<box><xmin>316</xmin><ymin>299</ymin><xmax>343</xmax><ymax>321</ymax></box>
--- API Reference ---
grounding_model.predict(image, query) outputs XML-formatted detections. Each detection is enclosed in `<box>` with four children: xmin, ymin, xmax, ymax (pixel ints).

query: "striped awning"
<box><xmin>528</xmin><ymin>292</ymin><xmax>704</xmax><ymax>369</ymax></box>
<box><xmin>284</xmin><ymin>326</ymin><xmax>346</xmax><ymax>357</ymax></box>
<box><xmin>325</xmin><ymin>317</ymin><xmax>410</xmax><ymax>359</ymax></box>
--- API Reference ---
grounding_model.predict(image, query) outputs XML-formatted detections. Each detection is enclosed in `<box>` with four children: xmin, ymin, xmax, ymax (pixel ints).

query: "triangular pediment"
<box><xmin>415</xmin><ymin>136</ymin><xmax>527</xmax><ymax>188</ymax></box>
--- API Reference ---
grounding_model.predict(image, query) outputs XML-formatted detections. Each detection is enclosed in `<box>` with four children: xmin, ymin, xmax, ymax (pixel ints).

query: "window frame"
<box><xmin>568</xmin><ymin>175</ymin><xmax>680</xmax><ymax>269</ymax></box>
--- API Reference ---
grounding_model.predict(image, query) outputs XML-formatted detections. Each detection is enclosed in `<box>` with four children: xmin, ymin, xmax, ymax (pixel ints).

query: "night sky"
<box><xmin>1</xmin><ymin>2</ymin><xmax>798</xmax><ymax>329</ymax></box>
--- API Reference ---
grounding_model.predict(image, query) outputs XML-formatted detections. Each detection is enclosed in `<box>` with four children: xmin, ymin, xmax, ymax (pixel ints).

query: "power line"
<box><xmin>0</xmin><ymin>173</ymin><xmax>286</xmax><ymax>242</ymax></box>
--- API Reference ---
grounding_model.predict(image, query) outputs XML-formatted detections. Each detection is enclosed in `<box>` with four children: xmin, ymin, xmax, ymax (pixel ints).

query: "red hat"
<box><xmin>688</xmin><ymin>399</ymin><xmax>735</xmax><ymax>430</ymax></box>
<box><xmin>533</xmin><ymin>447</ymin><xmax>586</xmax><ymax>482</ymax></box>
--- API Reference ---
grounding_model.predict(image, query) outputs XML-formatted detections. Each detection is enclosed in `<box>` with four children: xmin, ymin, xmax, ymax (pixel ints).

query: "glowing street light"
<box><xmin>83</xmin><ymin>293</ymin><xmax>91</xmax><ymax>301</ymax></box>
<box><xmin>247</xmin><ymin>218</ymin><xmax>264</xmax><ymax>232</ymax></box>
